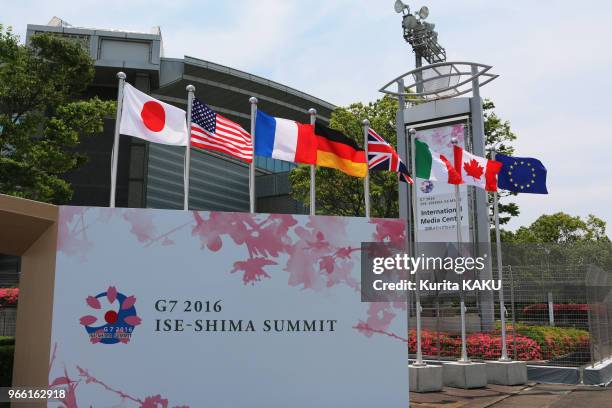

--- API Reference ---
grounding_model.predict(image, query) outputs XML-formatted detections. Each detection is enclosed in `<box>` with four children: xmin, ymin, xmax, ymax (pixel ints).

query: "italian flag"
<box><xmin>415</xmin><ymin>139</ymin><xmax>462</xmax><ymax>184</ymax></box>
<box><xmin>453</xmin><ymin>146</ymin><xmax>502</xmax><ymax>192</ymax></box>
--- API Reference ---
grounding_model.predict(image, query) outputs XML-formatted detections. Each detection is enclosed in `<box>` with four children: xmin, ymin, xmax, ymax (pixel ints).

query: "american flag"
<box><xmin>367</xmin><ymin>128</ymin><xmax>413</xmax><ymax>184</ymax></box>
<box><xmin>190</xmin><ymin>98</ymin><xmax>253</xmax><ymax>162</ymax></box>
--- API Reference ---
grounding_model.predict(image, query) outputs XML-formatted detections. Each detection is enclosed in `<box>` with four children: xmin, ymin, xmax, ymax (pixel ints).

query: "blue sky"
<box><xmin>4</xmin><ymin>0</ymin><xmax>612</xmax><ymax>232</ymax></box>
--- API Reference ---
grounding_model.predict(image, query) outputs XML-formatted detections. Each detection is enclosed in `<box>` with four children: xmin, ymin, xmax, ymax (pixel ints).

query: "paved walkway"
<box><xmin>410</xmin><ymin>383</ymin><xmax>610</xmax><ymax>408</ymax></box>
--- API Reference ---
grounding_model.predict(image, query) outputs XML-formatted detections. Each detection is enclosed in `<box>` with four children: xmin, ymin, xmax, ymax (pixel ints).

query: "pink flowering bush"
<box><xmin>523</xmin><ymin>303</ymin><xmax>588</xmax><ymax>313</ymax></box>
<box><xmin>0</xmin><ymin>288</ymin><xmax>18</xmax><ymax>308</ymax></box>
<box><xmin>408</xmin><ymin>329</ymin><xmax>460</xmax><ymax>357</ymax></box>
<box><xmin>466</xmin><ymin>332</ymin><xmax>542</xmax><ymax>360</ymax></box>
<box><xmin>408</xmin><ymin>328</ymin><xmax>543</xmax><ymax>361</ymax></box>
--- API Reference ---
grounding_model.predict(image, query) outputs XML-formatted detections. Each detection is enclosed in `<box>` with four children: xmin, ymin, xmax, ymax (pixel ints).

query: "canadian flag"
<box><xmin>119</xmin><ymin>83</ymin><xmax>188</xmax><ymax>146</ymax></box>
<box><xmin>453</xmin><ymin>146</ymin><xmax>502</xmax><ymax>192</ymax></box>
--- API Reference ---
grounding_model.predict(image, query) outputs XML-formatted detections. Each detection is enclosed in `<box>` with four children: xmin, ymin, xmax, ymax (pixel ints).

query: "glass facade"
<box><xmin>255</xmin><ymin>156</ymin><xmax>296</xmax><ymax>173</ymax></box>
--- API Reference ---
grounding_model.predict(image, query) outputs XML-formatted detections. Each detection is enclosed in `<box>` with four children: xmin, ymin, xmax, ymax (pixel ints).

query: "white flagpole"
<box><xmin>249</xmin><ymin>97</ymin><xmax>258</xmax><ymax>213</ymax></box>
<box><xmin>110</xmin><ymin>71</ymin><xmax>126</xmax><ymax>208</ymax></box>
<box><xmin>492</xmin><ymin>149</ymin><xmax>510</xmax><ymax>361</ymax></box>
<box><xmin>451</xmin><ymin>137</ymin><xmax>470</xmax><ymax>363</ymax></box>
<box><xmin>308</xmin><ymin>108</ymin><xmax>317</xmax><ymax>216</ymax></box>
<box><xmin>408</xmin><ymin>128</ymin><xmax>425</xmax><ymax>366</ymax></box>
<box><xmin>184</xmin><ymin>85</ymin><xmax>195</xmax><ymax>211</ymax></box>
<box><xmin>362</xmin><ymin>119</ymin><xmax>371</xmax><ymax>218</ymax></box>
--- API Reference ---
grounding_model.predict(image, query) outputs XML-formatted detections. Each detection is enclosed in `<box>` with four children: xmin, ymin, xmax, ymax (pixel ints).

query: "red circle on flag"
<box><xmin>140</xmin><ymin>101</ymin><xmax>165</xmax><ymax>132</ymax></box>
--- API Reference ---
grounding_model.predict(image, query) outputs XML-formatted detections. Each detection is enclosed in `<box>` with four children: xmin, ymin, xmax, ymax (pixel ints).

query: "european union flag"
<box><xmin>496</xmin><ymin>153</ymin><xmax>548</xmax><ymax>194</ymax></box>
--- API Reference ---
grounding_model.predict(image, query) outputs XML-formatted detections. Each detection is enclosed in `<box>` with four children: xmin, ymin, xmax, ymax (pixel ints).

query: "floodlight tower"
<box><xmin>394</xmin><ymin>1</ymin><xmax>445</xmax><ymax>91</ymax></box>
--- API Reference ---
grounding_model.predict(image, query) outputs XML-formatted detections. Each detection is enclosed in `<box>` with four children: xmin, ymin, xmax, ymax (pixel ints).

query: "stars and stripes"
<box><xmin>190</xmin><ymin>98</ymin><xmax>253</xmax><ymax>163</ymax></box>
<box><xmin>367</xmin><ymin>128</ymin><xmax>413</xmax><ymax>184</ymax></box>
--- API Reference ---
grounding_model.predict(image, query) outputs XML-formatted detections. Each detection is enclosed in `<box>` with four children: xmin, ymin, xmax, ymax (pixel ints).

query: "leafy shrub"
<box><xmin>408</xmin><ymin>329</ymin><xmax>460</xmax><ymax>357</ymax></box>
<box><xmin>466</xmin><ymin>332</ymin><xmax>541</xmax><ymax>360</ymax></box>
<box><xmin>0</xmin><ymin>288</ymin><xmax>18</xmax><ymax>308</ymax></box>
<box><xmin>408</xmin><ymin>329</ymin><xmax>541</xmax><ymax>360</ymax></box>
<box><xmin>0</xmin><ymin>337</ymin><xmax>14</xmax><ymax>347</ymax></box>
<box><xmin>409</xmin><ymin>323</ymin><xmax>589</xmax><ymax>361</ymax></box>
<box><xmin>511</xmin><ymin>323</ymin><xmax>589</xmax><ymax>359</ymax></box>
<box><xmin>522</xmin><ymin>303</ymin><xmax>588</xmax><ymax>313</ymax></box>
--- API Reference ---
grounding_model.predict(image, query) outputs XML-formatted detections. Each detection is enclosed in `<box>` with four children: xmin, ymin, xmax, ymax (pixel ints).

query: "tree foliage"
<box><xmin>483</xmin><ymin>99</ymin><xmax>518</xmax><ymax>225</ymax></box>
<box><xmin>498</xmin><ymin>213</ymin><xmax>611</xmax><ymax>271</ymax></box>
<box><xmin>0</xmin><ymin>25</ymin><xmax>115</xmax><ymax>203</ymax></box>
<box><xmin>507</xmin><ymin>212</ymin><xmax>609</xmax><ymax>244</ymax></box>
<box><xmin>290</xmin><ymin>95</ymin><xmax>400</xmax><ymax>217</ymax></box>
<box><xmin>290</xmin><ymin>96</ymin><xmax>520</xmax><ymax>220</ymax></box>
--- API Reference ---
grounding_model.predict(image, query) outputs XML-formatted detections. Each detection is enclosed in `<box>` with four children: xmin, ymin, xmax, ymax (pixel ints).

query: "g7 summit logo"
<box><xmin>79</xmin><ymin>286</ymin><xmax>141</xmax><ymax>344</ymax></box>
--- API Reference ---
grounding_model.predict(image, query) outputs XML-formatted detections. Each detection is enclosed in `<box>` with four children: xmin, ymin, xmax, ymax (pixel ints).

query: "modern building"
<box><xmin>0</xmin><ymin>18</ymin><xmax>336</xmax><ymax>297</ymax></box>
<box><xmin>26</xmin><ymin>17</ymin><xmax>335</xmax><ymax>212</ymax></box>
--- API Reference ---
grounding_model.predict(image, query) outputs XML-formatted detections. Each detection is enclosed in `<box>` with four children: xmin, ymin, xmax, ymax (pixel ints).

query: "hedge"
<box><xmin>408</xmin><ymin>329</ymin><xmax>542</xmax><ymax>360</ymax></box>
<box><xmin>0</xmin><ymin>288</ymin><xmax>18</xmax><ymax>308</ymax></box>
<box><xmin>511</xmin><ymin>323</ymin><xmax>590</xmax><ymax>359</ymax></box>
<box><xmin>409</xmin><ymin>323</ymin><xmax>590</xmax><ymax>361</ymax></box>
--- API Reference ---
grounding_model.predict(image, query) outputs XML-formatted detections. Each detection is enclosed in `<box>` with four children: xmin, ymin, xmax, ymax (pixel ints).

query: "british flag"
<box><xmin>367</xmin><ymin>128</ymin><xmax>413</xmax><ymax>184</ymax></box>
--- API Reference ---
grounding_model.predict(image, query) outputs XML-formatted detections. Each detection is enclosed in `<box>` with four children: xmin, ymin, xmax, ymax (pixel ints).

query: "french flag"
<box><xmin>254</xmin><ymin>110</ymin><xmax>317</xmax><ymax>164</ymax></box>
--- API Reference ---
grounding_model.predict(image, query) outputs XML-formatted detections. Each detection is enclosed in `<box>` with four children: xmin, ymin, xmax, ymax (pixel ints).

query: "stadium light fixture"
<box><xmin>394</xmin><ymin>0</ymin><xmax>409</xmax><ymax>14</ymax></box>
<box><xmin>418</xmin><ymin>6</ymin><xmax>429</xmax><ymax>20</ymax></box>
<box><xmin>395</xmin><ymin>2</ymin><xmax>446</xmax><ymax>64</ymax></box>
<box><xmin>403</xmin><ymin>14</ymin><xmax>419</xmax><ymax>30</ymax></box>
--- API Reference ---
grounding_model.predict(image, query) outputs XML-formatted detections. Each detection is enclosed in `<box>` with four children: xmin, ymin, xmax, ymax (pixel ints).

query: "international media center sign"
<box><xmin>415</xmin><ymin>124</ymin><xmax>470</xmax><ymax>242</ymax></box>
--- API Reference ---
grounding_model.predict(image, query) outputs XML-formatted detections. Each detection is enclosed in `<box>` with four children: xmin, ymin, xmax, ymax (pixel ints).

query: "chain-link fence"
<box><xmin>0</xmin><ymin>308</ymin><xmax>16</xmax><ymax>337</ymax></box>
<box><xmin>406</xmin><ymin>242</ymin><xmax>612</xmax><ymax>368</ymax></box>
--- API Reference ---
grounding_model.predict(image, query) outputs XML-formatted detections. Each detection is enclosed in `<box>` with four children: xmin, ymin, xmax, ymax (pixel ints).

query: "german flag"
<box><xmin>315</xmin><ymin>123</ymin><xmax>367</xmax><ymax>177</ymax></box>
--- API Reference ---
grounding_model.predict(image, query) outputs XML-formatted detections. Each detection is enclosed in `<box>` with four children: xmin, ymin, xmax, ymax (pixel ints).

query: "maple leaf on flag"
<box><xmin>464</xmin><ymin>159</ymin><xmax>484</xmax><ymax>180</ymax></box>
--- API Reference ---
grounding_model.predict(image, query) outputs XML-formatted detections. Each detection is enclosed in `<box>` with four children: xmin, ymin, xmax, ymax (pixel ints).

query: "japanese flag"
<box><xmin>119</xmin><ymin>83</ymin><xmax>188</xmax><ymax>146</ymax></box>
<box><xmin>453</xmin><ymin>145</ymin><xmax>502</xmax><ymax>192</ymax></box>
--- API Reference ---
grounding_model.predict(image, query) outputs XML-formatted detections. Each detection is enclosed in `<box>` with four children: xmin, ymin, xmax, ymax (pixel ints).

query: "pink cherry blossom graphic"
<box><xmin>57</xmin><ymin>207</ymin><xmax>93</xmax><ymax>260</ymax></box>
<box><xmin>122</xmin><ymin>209</ymin><xmax>158</xmax><ymax>243</ymax></box>
<box><xmin>356</xmin><ymin>302</ymin><xmax>397</xmax><ymax>338</ymax></box>
<box><xmin>122</xmin><ymin>295</ymin><xmax>137</xmax><ymax>310</ymax></box>
<box><xmin>231</xmin><ymin>258</ymin><xmax>276</xmax><ymax>285</ymax></box>
<box><xmin>124</xmin><ymin>315</ymin><xmax>142</xmax><ymax>326</ymax></box>
<box><xmin>79</xmin><ymin>315</ymin><xmax>97</xmax><ymax>326</ymax></box>
<box><xmin>86</xmin><ymin>296</ymin><xmax>101</xmax><ymax>309</ymax></box>
<box><xmin>106</xmin><ymin>286</ymin><xmax>118</xmax><ymax>303</ymax></box>
<box><xmin>370</xmin><ymin>218</ymin><xmax>406</xmax><ymax>249</ymax></box>
<box><xmin>47</xmin><ymin>356</ymin><xmax>192</xmax><ymax>408</ymax></box>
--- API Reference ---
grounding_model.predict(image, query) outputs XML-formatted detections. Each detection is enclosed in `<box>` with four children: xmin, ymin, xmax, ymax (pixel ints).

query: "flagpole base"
<box><xmin>485</xmin><ymin>360</ymin><xmax>527</xmax><ymax>385</ymax></box>
<box><xmin>443</xmin><ymin>361</ymin><xmax>487</xmax><ymax>389</ymax></box>
<box><xmin>409</xmin><ymin>363</ymin><xmax>443</xmax><ymax>392</ymax></box>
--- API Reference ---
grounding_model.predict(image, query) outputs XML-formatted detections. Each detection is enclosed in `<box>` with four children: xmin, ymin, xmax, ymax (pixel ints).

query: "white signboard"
<box><xmin>48</xmin><ymin>207</ymin><xmax>408</xmax><ymax>407</ymax></box>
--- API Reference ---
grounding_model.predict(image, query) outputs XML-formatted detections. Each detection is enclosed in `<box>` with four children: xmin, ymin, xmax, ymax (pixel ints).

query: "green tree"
<box><xmin>510</xmin><ymin>213</ymin><xmax>609</xmax><ymax>243</ymax></box>
<box><xmin>0</xmin><ymin>25</ymin><xmax>115</xmax><ymax>204</ymax></box>
<box><xmin>290</xmin><ymin>96</ymin><xmax>519</xmax><ymax>219</ymax></box>
<box><xmin>290</xmin><ymin>95</ymin><xmax>399</xmax><ymax>217</ymax></box>
<box><xmin>500</xmin><ymin>213</ymin><xmax>611</xmax><ymax>271</ymax></box>
<box><xmin>483</xmin><ymin>99</ymin><xmax>518</xmax><ymax>225</ymax></box>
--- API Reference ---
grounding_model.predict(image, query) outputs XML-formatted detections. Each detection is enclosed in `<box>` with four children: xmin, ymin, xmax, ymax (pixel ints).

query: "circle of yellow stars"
<box><xmin>506</xmin><ymin>161</ymin><xmax>537</xmax><ymax>190</ymax></box>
